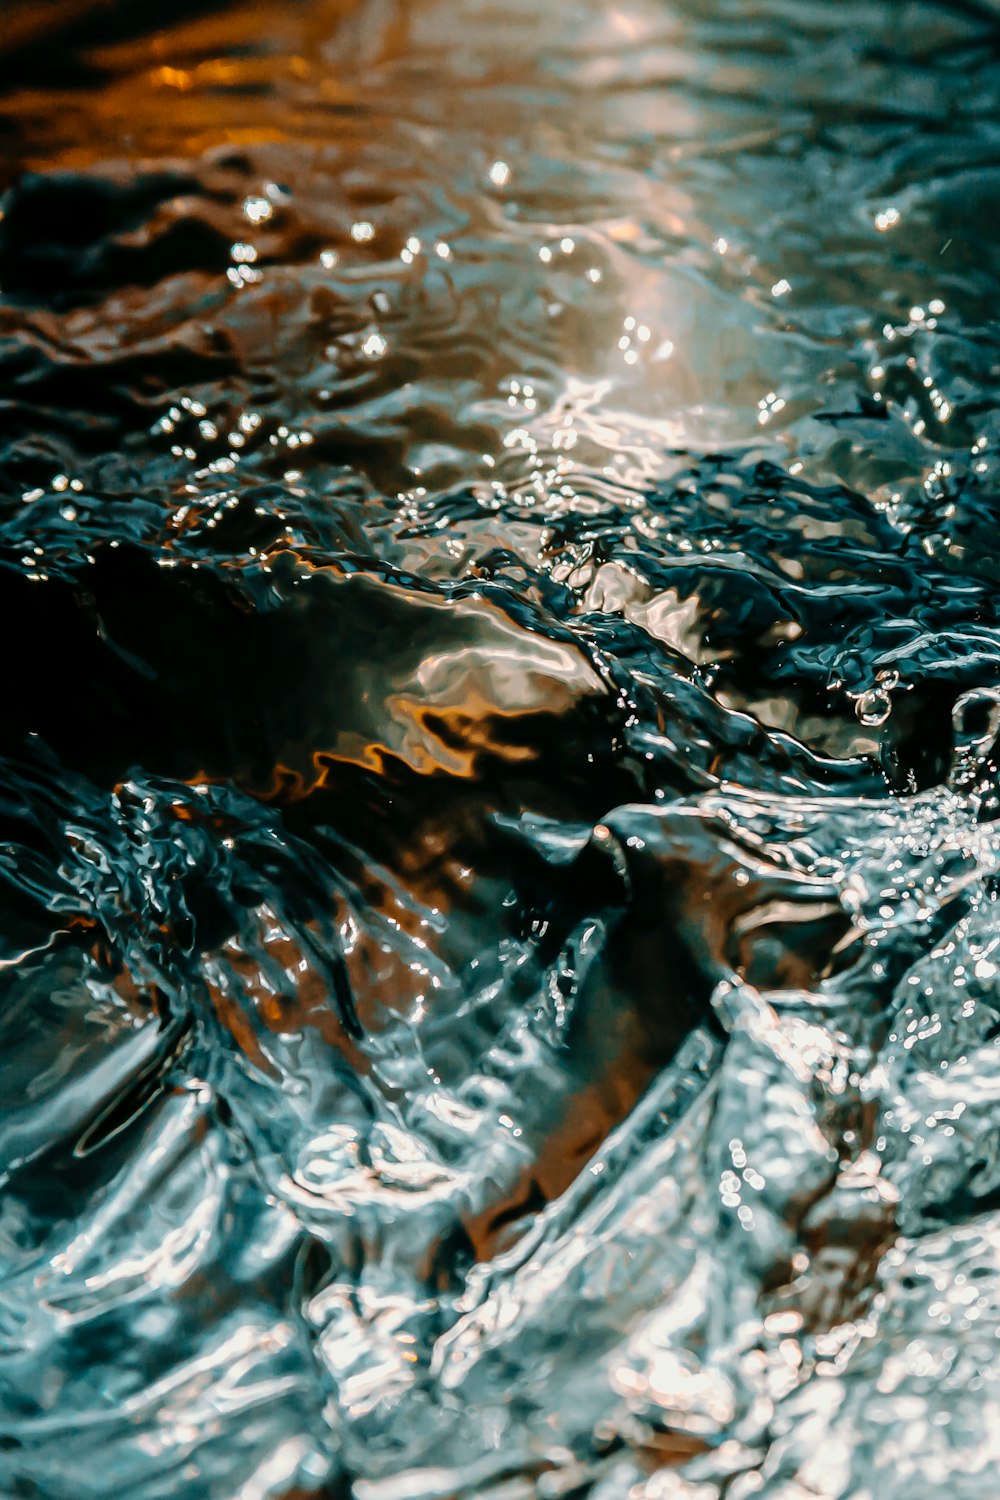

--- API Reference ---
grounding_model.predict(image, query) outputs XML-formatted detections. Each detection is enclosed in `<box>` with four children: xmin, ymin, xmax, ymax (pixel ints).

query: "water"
<box><xmin>0</xmin><ymin>1</ymin><xmax>999</xmax><ymax>1495</ymax></box>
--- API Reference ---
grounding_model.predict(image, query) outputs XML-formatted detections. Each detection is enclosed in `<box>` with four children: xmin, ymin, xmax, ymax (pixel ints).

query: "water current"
<box><xmin>1</xmin><ymin>1</ymin><xmax>999</xmax><ymax>1495</ymax></box>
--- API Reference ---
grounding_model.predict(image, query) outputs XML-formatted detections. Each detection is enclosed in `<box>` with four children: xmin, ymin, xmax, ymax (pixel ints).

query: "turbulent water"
<box><xmin>1</xmin><ymin>0</ymin><xmax>999</xmax><ymax>1495</ymax></box>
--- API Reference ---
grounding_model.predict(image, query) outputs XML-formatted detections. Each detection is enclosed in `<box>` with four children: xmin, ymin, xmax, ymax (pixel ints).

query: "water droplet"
<box><xmin>856</xmin><ymin>687</ymin><xmax>892</xmax><ymax>726</ymax></box>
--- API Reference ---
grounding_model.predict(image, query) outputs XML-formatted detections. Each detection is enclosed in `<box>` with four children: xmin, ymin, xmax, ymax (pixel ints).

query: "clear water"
<box><xmin>1</xmin><ymin>1</ymin><xmax>999</xmax><ymax>1495</ymax></box>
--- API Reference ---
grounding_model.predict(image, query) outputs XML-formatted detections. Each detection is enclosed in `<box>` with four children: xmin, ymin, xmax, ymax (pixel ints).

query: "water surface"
<box><xmin>1</xmin><ymin>2</ymin><xmax>1000</xmax><ymax>1496</ymax></box>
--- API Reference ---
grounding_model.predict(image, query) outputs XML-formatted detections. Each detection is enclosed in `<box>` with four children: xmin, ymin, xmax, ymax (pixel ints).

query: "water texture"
<box><xmin>0</xmin><ymin>1</ymin><xmax>999</xmax><ymax>1495</ymax></box>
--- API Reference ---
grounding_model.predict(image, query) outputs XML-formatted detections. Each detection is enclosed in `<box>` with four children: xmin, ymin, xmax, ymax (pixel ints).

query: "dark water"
<box><xmin>1</xmin><ymin>1</ymin><xmax>999</xmax><ymax>1495</ymax></box>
